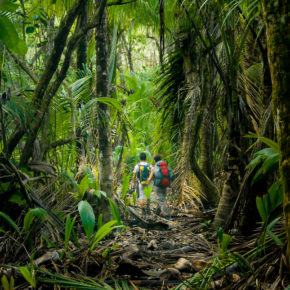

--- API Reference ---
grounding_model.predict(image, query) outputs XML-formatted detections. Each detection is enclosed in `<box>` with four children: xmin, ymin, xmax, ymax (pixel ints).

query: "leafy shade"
<box><xmin>78</xmin><ymin>201</ymin><xmax>95</xmax><ymax>240</ymax></box>
<box><xmin>0</xmin><ymin>1</ymin><xmax>27</xmax><ymax>56</ymax></box>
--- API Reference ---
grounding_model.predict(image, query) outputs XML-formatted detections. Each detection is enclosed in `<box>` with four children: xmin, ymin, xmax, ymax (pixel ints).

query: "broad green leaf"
<box><xmin>0</xmin><ymin>211</ymin><xmax>21</xmax><ymax>234</ymax></box>
<box><xmin>78</xmin><ymin>200</ymin><xmax>95</xmax><ymax>239</ymax></box>
<box><xmin>248</xmin><ymin>154</ymin><xmax>263</xmax><ymax>170</ymax></box>
<box><xmin>97</xmin><ymin>214</ymin><xmax>103</xmax><ymax>230</ymax></box>
<box><xmin>268</xmin><ymin>181</ymin><xmax>283</xmax><ymax>212</ymax></box>
<box><xmin>261</xmin><ymin>153</ymin><xmax>279</xmax><ymax>175</ymax></box>
<box><xmin>256</xmin><ymin>196</ymin><xmax>268</xmax><ymax>223</ymax></box>
<box><xmin>78</xmin><ymin>175</ymin><xmax>90</xmax><ymax>198</ymax></box>
<box><xmin>0</xmin><ymin>15</ymin><xmax>27</xmax><ymax>55</ymax></box>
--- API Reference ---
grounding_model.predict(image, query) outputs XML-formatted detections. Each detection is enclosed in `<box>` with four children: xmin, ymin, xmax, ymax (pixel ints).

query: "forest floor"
<box><xmin>0</xmin><ymin>198</ymin><xmax>285</xmax><ymax>289</ymax></box>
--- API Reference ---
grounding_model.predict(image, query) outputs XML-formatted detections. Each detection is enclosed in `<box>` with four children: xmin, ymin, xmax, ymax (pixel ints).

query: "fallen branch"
<box><xmin>114</xmin><ymin>195</ymin><xmax>169</xmax><ymax>231</ymax></box>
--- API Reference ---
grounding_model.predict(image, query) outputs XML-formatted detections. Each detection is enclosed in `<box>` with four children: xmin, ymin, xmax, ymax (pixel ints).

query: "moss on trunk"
<box><xmin>262</xmin><ymin>0</ymin><xmax>290</xmax><ymax>267</ymax></box>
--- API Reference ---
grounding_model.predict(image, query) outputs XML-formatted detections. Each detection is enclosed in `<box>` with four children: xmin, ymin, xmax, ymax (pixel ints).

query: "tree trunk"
<box><xmin>262</xmin><ymin>0</ymin><xmax>290</xmax><ymax>267</ymax></box>
<box><xmin>159</xmin><ymin>0</ymin><xmax>165</xmax><ymax>66</ymax></box>
<box><xmin>200</xmin><ymin>113</ymin><xmax>215</xmax><ymax>207</ymax></box>
<box><xmin>76</xmin><ymin>2</ymin><xmax>88</xmax><ymax>165</ymax></box>
<box><xmin>95</xmin><ymin>6</ymin><xmax>113</xmax><ymax>221</ymax></box>
<box><xmin>178</xmin><ymin>47</ymin><xmax>219</xmax><ymax>205</ymax></box>
<box><xmin>77</xmin><ymin>1</ymin><xmax>88</xmax><ymax>71</ymax></box>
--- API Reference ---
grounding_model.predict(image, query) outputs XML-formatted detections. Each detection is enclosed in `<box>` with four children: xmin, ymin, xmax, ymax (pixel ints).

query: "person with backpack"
<box><xmin>148</xmin><ymin>154</ymin><xmax>173</xmax><ymax>218</ymax></box>
<box><xmin>132</xmin><ymin>152</ymin><xmax>152</xmax><ymax>206</ymax></box>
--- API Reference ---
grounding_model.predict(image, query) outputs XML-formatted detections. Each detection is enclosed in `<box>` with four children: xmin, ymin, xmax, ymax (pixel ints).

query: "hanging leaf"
<box><xmin>78</xmin><ymin>175</ymin><xmax>90</xmax><ymax>199</ymax></box>
<box><xmin>256</xmin><ymin>196</ymin><xmax>268</xmax><ymax>223</ymax></box>
<box><xmin>268</xmin><ymin>181</ymin><xmax>283</xmax><ymax>213</ymax></box>
<box><xmin>0</xmin><ymin>15</ymin><xmax>27</xmax><ymax>55</ymax></box>
<box><xmin>78</xmin><ymin>200</ymin><xmax>95</xmax><ymax>239</ymax></box>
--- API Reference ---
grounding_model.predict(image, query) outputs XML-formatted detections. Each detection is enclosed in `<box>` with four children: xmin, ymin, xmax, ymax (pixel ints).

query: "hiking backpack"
<box><xmin>137</xmin><ymin>163</ymin><xmax>151</xmax><ymax>185</ymax></box>
<box><xmin>154</xmin><ymin>161</ymin><xmax>173</xmax><ymax>187</ymax></box>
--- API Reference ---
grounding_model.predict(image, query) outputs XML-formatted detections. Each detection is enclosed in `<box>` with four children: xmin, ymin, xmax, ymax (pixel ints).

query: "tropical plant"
<box><xmin>77</xmin><ymin>200</ymin><xmax>122</xmax><ymax>251</ymax></box>
<box><xmin>0</xmin><ymin>0</ymin><xmax>27</xmax><ymax>55</ymax></box>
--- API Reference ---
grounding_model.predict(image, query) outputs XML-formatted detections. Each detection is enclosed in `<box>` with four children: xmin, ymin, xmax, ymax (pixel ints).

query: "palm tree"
<box><xmin>261</xmin><ymin>0</ymin><xmax>290</xmax><ymax>268</ymax></box>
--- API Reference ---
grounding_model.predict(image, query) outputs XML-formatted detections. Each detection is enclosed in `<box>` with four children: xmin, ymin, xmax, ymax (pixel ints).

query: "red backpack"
<box><xmin>155</xmin><ymin>161</ymin><xmax>172</xmax><ymax>187</ymax></box>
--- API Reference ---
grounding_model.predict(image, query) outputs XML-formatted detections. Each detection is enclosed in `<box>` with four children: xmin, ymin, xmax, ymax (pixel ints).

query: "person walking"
<box><xmin>148</xmin><ymin>154</ymin><xmax>173</xmax><ymax>218</ymax></box>
<box><xmin>132</xmin><ymin>152</ymin><xmax>152</xmax><ymax>207</ymax></box>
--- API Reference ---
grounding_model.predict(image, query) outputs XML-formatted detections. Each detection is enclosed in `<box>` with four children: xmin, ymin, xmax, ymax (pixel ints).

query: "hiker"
<box><xmin>132</xmin><ymin>152</ymin><xmax>152</xmax><ymax>206</ymax></box>
<box><xmin>148</xmin><ymin>154</ymin><xmax>173</xmax><ymax>218</ymax></box>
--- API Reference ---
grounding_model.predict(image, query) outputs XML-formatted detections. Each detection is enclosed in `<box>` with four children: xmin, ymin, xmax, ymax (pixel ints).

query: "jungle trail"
<box><xmin>0</xmin><ymin>0</ymin><xmax>290</xmax><ymax>289</ymax></box>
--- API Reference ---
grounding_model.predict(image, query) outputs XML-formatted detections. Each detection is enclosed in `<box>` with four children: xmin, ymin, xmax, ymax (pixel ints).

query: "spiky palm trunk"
<box><xmin>262</xmin><ymin>0</ymin><xmax>290</xmax><ymax>267</ymax></box>
<box><xmin>95</xmin><ymin>6</ymin><xmax>113</xmax><ymax>221</ymax></box>
<box><xmin>213</xmin><ymin>71</ymin><xmax>243</xmax><ymax>230</ymax></box>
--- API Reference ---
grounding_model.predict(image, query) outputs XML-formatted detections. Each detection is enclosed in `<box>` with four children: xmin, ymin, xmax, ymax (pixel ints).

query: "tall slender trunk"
<box><xmin>262</xmin><ymin>0</ymin><xmax>290</xmax><ymax>267</ymax></box>
<box><xmin>159</xmin><ymin>0</ymin><xmax>165</xmax><ymax>66</ymax></box>
<box><xmin>95</xmin><ymin>6</ymin><xmax>113</xmax><ymax>221</ymax></box>
<box><xmin>76</xmin><ymin>2</ymin><xmax>88</xmax><ymax>164</ymax></box>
